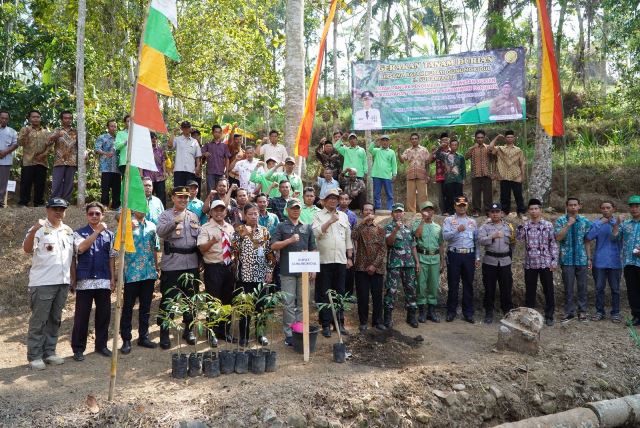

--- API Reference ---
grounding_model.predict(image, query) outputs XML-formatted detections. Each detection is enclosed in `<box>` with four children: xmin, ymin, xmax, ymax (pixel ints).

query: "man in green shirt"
<box><xmin>114</xmin><ymin>115</ymin><xmax>130</xmax><ymax>175</ymax></box>
<box><xmin>412</xmin><ymin>201</ymin><xmax>445</xmax><ymax>323</ymax></box>
<box><xmin>369</xmin><ymin>135</ymin><xmax>397</xmax><ymax>211</ymax></box>
<box><xmin>300</xmin><ymin>186</ymin><xmax>321</xmax><ymax>224</ymax></box>
<box><xmin>334</xmin><ymin>133</ymin><xmax>368</xmax><ymax>180</ymax></box>
<box><xmin>265</xmin><ymin>156</ymin><xmax>303</xmax><ymax>196</ymax></box>
<box><xmin>250</xmin><ymin>158</ymin><xmax>280</xmax><ymax>198</ymax></box>
<box><xmin>436</xmin><ymin>138</ymin><xmax>465</xmax><ymax>215</ymax></box>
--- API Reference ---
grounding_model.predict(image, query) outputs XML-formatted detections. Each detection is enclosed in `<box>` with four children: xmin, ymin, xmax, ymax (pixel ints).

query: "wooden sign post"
<box><xmin>289</xmin><ymin>251</ymin><xmax>320</xmax><ymax>362</ymax></box>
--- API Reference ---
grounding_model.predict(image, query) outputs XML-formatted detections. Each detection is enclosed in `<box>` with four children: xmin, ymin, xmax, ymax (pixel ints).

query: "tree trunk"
<box><xmin>284</xmin><ymin>0</ymin><xmax>305</xmax><ymax>154</ymax></box>
<box><xmin>555</xmin><ymin>0</ymin><xmax>567</xmax><ymax>66</ymax></box>
<box><xmin>485</xmin><ymin>0</ymin><xmax>507</xmax><ymax>49</ymax></box>
<box><xmin>333</xmin><ymin>8</ymin><xmax>339</xmax><ymax>98</ymax></box>
<box><xmin>438</xmin><ymin>0</ymin><xmax>449</xmax><ymax>53</ymax></box>
<box><xmin>76</xmin><ymin>0</ymin><xmax>87</xmax><ymax>206</ymax></box>
<box><xmin>404</xmin><ymin>0</ymin><xmax>412</xmax><ymax>57</ymax></box>
<box><xmin>363</xmin><ymin>0</ymin><xmax>373</xmax><ymax>202</ymax></box>
<box><xmin>530</xmin><ymin>0</ymin><xmax>553</xmax><ymax>204</ymax></box>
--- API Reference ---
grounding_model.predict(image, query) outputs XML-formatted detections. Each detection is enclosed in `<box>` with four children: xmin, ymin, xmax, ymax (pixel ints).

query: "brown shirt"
<box><xmin>465</xmin><ymin>144</ymin><xmax>491</xmax><ymax>178</ymax></box>
<box><xmin>352</xmin><ymin>221</ymin><xmax>386</xmax><ymax>275</ymax></box>
<box><xmin>197</xmin><ymin>220</ymin><xmax>235</xmax><ymax>264</ymax></box>
<box><xmin>401</xmin><ymin>146</ymin><xmax>430</xmax><ymax>180</ymax></box>
<box><xmin>18</xmin><ymin>126</ymin><xmax>51</xmax><ymax>167</ymax></box>
<box><xmin>494</xmin><ymin>145</ymin><xmax>524</xmax><ymax>182</ymax></box>
<box><xmin>52</xmin><ymin>127</ymin><xmax>78</xmax><ymax>167</ymax></box>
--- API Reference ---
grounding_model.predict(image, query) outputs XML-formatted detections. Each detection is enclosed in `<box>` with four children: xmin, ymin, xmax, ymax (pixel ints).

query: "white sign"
<box><xmin>289</xmin><ymin>251</ymin><xmax>320</xmax><ymax>273</ymax></box>
<box><xmin>7</xmin><ymin>180</ymin><xmax>16</xmax><ymax>192</ymax></box>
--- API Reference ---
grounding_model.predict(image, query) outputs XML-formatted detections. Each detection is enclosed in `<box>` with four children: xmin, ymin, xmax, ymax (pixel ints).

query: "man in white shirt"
<box><xmin>0</xmin><ymin>109</ymin><xmax>18</xmax><ymax>207</ymax></box>
<box><xmin>256</xmin><ymin>130</ymin><xmax>288</xmax><ymax>170</ymax></box>
<box><xmin>22</xmin><ymin>198</ymin><xmax>76</xmax><ymax>370</ymax></box>
<box><xmin>169</xmin><ymin>120</ymin><xmax>202</xmax><ymax>187</ymax></box>
<box><xmin>231</xmin><ymin>145</ymin><xmax>260</xmax><ymax>194</ymax></box>
<box><xmin>353</xmin><ymin>90</ymin><xmax>382</xmax><ymax>131</ymax></box>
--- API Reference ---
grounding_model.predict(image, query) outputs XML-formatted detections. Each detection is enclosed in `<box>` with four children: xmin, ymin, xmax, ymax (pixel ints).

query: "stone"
<box><xmin>540</xmin><ymin>400</ymin><xmax>557</xmax><ymax>414</ymax></box>
<box><xmin>415</xmin><ymin>412</ymin><xmax>430</xmax><ymax>424</ymax></box>
<box><xmin>596</xmin><ymin>360</ymin><xmax>608</xmax><ymax>369</ymax></box>
<box><xmin>458</xmin><ymin>391</ymin><xmax>470</xmax><ymax>402</ymax></box>
<box><xmin>452</xmin><ymin>384</ymin><xmax>466</xmax><ymax>391</ymax></box>
<box><xmin>496</xmin><ymin>307</ymin><xmax>543</xmax><ymax>355</ymax></box>
<box><xmin>489</xmin><ymin>385</ymin><xmax>503</xmax><ymax>400</ymax></box>
<box><xmin>286</xmin><ymin>413</ymin><xmax>307</xmax><ymax>428</ymax></box>
<box><xmin>312</xmin><ymin>416</ymin><xmax>330</xmax><ymax>428</ymax></box>
<box><xmin>444</xmin><ymin>393</ymin><xmax>459</xmax><ymax>407</ymax></box>
<box><xmin>504</xmin><ymin>391</ymin><xmax>522</xmax><ymax>404</ymax></box>
<box><xmin>432</xmin><ymin>389</ymin><xmax>447</xmax><ymax>399</ymax></box>
<box><xmin>268</xmin><ymin>419</ymin><xmax>285</xmax><ymax>428</ymax></box>
<box><xmin>262</xmin><ymin>408</ymin><xmax>277</xmax><ymax>424</ymax></box>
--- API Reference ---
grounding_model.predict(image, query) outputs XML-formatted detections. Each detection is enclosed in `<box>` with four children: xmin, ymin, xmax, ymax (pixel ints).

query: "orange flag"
<box><xmin>114</xmin><ymin>209</ymin><xmax>135</xmax><ymax>253</ymax></box>
<box><xmin>536</xmin><ymin>0</ymin><xmax>564</xmax><ymax>137</ymax></box>
<box><xmin>294</xmin><ymin>0</ymin><xmax>338</xmax><ymax>157</ymax></box>
<box><xmin>134</xmin><ymin>84</ymin><xmax>168</xmax><ymax>133</ymax></box>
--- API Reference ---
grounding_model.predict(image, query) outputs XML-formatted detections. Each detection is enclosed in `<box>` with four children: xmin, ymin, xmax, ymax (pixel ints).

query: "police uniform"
<box><xmin>478</xmin><ymin>203</ymin><xmax>515</xmax><ymax>322</ymax></box>
<box><xmin>156</xmin><ymin>187</ymin><xmax>201</xmax><ymax>347</ymax></box>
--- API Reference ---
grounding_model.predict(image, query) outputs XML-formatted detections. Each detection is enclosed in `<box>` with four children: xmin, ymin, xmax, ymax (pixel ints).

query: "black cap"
<box><xmin>46</xmin><ymin>197</ymin><xmax>69</xmax><ymax>208</ymax></box>
<box><xmin>190</xmin><ymin>128</ymin><xmax>201</xmax><ymax>135</ymax></box>
<box><xmin>454</xmin><ymin>196</ymin><xmax>469</xmax><ymax>206</ymax></box>
<box><xmin>173</xmin><ymin>186</ymin><xmax>190</xmax><ymax>196</ymax></box>
<box><xmin>180</xmin><ymin>120</ymin><xmax>192</xmax><ymax>128</ymax></box>
<box><xmin>186</xmin><ymin>180</ymin><xmax>199</xmax><ymax>188</ymax></box>
<box><xmin>489</xmin><ymin>202</ymin><xmax>502</xmax><ymax>211</ymax></box>
<box><xmin>528</xmin><ymin>198</ymin><xmax>542</xmax><ymax>207</ymax></box>
<box><xmin>360</xmin><ymin>90</ymin><xmax>374</xmax><ymax>98</ymax></box>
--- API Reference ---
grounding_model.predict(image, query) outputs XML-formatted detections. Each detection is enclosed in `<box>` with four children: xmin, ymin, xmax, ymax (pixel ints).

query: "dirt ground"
<box><xmin>1</xmin><ymin>206</ymin><xmax>640</xmax><ymax>427</ymax></box>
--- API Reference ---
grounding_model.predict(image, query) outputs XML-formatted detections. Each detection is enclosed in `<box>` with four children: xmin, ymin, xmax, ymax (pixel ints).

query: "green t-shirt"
<box><xmin>334</xmin><ymin>140</ymin><xmax>368</xmax><ymax>177</ymax></box>
<box><xmin>368</xmin><ymin>143</ymin><xmax>397</xmax><ymax>180</ymax></box>
<box><xmin>411</xmin><ymin>220</ymin><xmax>443</xmax><ymax>264</ymax></box>
<box><xmin>265</xmin><ymin>170</ymin><xmax>303</xmax><ymax>195</ymax></box>
<box><xmin>250</xmin><ymin>169</ymin><xmax>281</xmax><ymax>197</ymax></box>
<box><xmin>300</xmin><ymin>205</ymin><xmax>321</xmax><ymax>225</ymax></box>
<box><xmin>115</xmin><ymin>130</ymin><xmax>129</xmax><ymax>167</ymax></box>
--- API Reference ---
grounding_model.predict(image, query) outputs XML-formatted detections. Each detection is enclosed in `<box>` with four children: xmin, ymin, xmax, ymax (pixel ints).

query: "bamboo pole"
<box><xmin>301</xmin><ymin>272</ymin><xmax>310</xmax><ymax>362</ymax></box>
<box><xmin>108</xmin><ymin>0</ymin><xmax>152</xmax><ymax>402</ymax></box>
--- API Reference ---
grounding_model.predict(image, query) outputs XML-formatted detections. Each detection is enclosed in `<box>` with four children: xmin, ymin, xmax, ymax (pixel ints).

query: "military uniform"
<box><xmin>478</xmin><ymin>205</ymin><xmax>515</xmax><ymax>322</ymax></box>
<box><xmin>412</xmin><ymin>203</ymin><xmax>443</xmax><ymax>322</ymax></box>
<box><xmin>384</xmin><ymin>204</ymin><xmax>418</xmax><ymax>327</ymax></box>
<box><xmin>156</xmin><ymin>194</ymin><xmax>201</xmax><ymax>346</ymax></box>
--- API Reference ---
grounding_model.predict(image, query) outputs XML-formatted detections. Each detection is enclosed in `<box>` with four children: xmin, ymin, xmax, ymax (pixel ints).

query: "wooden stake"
<box><xmin>328</xmin><ymin>291</ymin><xmax>342</xmax><ymax>344</ymax></box>
<box><xmin>302</xmin><ymin>272</ymin><xmax>310</xmax><ymax>362</ymax></box>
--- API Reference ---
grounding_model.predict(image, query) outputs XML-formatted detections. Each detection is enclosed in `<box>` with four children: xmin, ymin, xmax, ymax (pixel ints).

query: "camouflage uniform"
<box><xmin>384</xmin><ymin>221</ymin><xmax>417</xmax><ymax>310</ymax></box>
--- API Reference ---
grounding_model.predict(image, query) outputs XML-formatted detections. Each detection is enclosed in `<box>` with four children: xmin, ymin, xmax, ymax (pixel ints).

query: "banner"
<box><xmin>351</xmin><ymin>48</ymin><xmax>525</xmax><ymax>130</ymax></box>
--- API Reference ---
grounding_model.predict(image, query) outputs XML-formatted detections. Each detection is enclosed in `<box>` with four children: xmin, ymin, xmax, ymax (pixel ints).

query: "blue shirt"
<box><xmin>442</xmin><ymin>215</ymin><xmax>478</xmax><ymax>258</ymax></box>
<box><xmin>316</xmin><ymin>177</ymin><xmax>340</xmax><ymax>199</ymax></box>
<box><xmin>585</xmin><ymin>218</ymin><xmax>622</xmax><ymax>269</ymax></box>
<box><xmin>124</xmin><ymin>219</ymin><xmax>160</xmax><ymax>283</ymax></box>
<box><xmin>618</xmin><ymin>219</ymin><xmax>640</xmax><ymax>268</ymax></box>
<box><xmin>95</xmin><ymin>133</ymin><xmax>118</xmax><ymax>173</ymax></box>
<box><xmin>145</xmin><ymin>195</ymin><xmax>165</xmax><ymax>225</ymax></box>
<box><xmin>554</xmin><ymin>215</ymin><xmax>591</xmax><ymax>266</ymax></box>
<box><xmin>187</xmin><ymin>198</ymin><xmax>208</xmax><ymax>224</ymax></box>
<box><xmin>338</xmin><ymin>207</ymin><xmax>357</xmax><ymax>229</ymax></box>
<box><xmin>259</xmin><ymin>211</ymin><xmax>280</xmax><ymax>236</ymax></box>
<box><xmin>0</xmin><ymin>125</ymin><xmax>18</xmax><ymax>166</ymax></box>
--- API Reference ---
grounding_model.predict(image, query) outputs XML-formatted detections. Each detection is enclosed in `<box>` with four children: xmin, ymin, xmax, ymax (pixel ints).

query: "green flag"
<box><xmin>121</xmin><ymin>167</ymin><xmax>149</xmax><ymax>214</ymax></box>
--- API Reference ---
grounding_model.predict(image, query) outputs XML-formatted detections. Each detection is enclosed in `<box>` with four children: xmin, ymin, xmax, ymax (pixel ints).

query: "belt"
<box><xmin>417</xmin><ymin>246</ymin><xmax>439</xmax><ymax>256</ymax></box>
<box><xmin>448</xmin><ymin>247</ymin><xmax>474</xmax><ymax>254</ymax></box>
<box><xmin>486</xmin><ymin>251</ymin><xmax>511</xmax><ymax>258</ymax></box>
<box><xmin>164</xmin><ymin>241</ymin><xmax>198</xmax><ymax>255</ymax></box>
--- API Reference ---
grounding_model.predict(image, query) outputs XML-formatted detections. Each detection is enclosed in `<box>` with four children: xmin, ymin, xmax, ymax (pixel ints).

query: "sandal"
<box><xmin>578</xmin><ymin>313</ymin><xmax>588</xmax><ymax>322</ymax></box>
<box><xmin>611</xmin><ymin>314</ymin><xmax>621</xmax><ymax>323</ymax></box>
<box><xmin>591</xmin><ymin>312</ymin><xmax>605</xmax><ymax>321</ymax></box>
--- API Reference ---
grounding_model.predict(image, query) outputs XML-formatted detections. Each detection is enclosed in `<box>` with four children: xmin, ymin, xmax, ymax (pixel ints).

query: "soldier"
<box><xmin>412</xmin><ymin>201</ymin><xmax>445</xmax><ymax>323</ymax></box>
<box><xmin>384</xmin><ymin>203</ymin><xmax>420</xmax><ymax>328</ymax></box>
<box><xmin>478</xmin><ymin>203</ymin><xmax>515</xmax><ymax>324</ymax></box>
<box><xmin>156</xmin><ymin>186</ymin><xmax>201</xmax><ymax>349</ymax></box>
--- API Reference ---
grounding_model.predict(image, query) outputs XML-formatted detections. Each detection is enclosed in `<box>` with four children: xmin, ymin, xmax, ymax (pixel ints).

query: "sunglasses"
<box><xmin>87</xmin><ymin>211</ymin><xmax>102</xmax><ymax>217</ymax></box>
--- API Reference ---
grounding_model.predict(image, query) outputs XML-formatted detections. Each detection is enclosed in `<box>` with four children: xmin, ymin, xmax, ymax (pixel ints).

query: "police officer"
<box><xmin>478</xmin><ymin>203</ymin><xmax>515</xmax><ymax>324</ymax></box>
<box><xmin>156</xmin><ymin>186</ymin><xmax>201</xmax><ymax>349</ymax></box>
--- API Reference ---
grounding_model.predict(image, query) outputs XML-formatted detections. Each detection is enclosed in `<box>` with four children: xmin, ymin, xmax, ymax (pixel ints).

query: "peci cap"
<box><xmin>186</xmin><ymin>180</ymin><xmax>199</xmax><ymax>188</ymax></box>
<box><xmin>209</xmin><ymin>200</ymin><xmax>226</xmax><ymax>211</ymax></box>
<box><xmin>628</xmin><ymin>195</ymin><xmax>640</xmax><ymax>205</ymax></box>
<box><xmin>180</xmin><ymin>120</ymin><xmax>192</xmax><ymax>128</ymax></box>
<box><xmin>392</xmin><ymin>203</ymin><xmax>405</xmax><ymax>212</ymax></box>
<box><xmin>419</xmin><ymin>201</ymin><xmax>435</xmax><ymax>211</ymax></box>
<box><xmin>528</xmin><ymin>198</ymin><xmax>543</xmax><ymax>208</ymax></box>
<box><xmin>454</xmin><ymin>196</ymin><xmax>469</xmax><ymax>206</ymax></box>
<box><xmin>286</xmin><ymin>198</ymin><xmax>302</xmax><ymax>209</ymax></box>
<box><xmin>284</xmin><ymin>156</ymin><xmax>296</xmax><ymax>164</ymax></box>
<box><xmin>46</xmin><ymin>197</ymin><xmax>69</xmax><ymax>209</ymax></box>
<box><xmin>489</xmin><ymin>202</ymin><xmax>502</xmax><ymax>211</ymax></box>
<box><xmin>173</xmin><ymin>186</ymin><xmax>190</xmax><ymax>196</ymax></box>
<box><xmin>360</xmin><ymin>90</ymin><xmax>374</xmax><ymax>98</ymax></box>
<box><xmin>323</xmin><ymin>188</ymin><xmax>341</xmax><ymax>200</ymax></box>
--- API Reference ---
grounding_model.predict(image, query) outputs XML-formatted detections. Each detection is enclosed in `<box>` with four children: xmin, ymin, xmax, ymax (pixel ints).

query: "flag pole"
<box><xmin>108</xmin><ymin>0</ymin><xmax>152</xmax><ymax>402</ymax></box>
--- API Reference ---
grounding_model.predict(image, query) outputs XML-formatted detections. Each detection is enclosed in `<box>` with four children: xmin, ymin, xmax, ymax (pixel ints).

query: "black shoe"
<box><xmin>406</xmin><ymin>308</ymin><xmax>419</xmax><ymax>328</ymax></box>
<box><xmin>373</xmin><ymin>323</ymin><xmax>387</xmax><ymax>331</ymax></box>
<box><xmin>339</xmin><ymin>325</ymin><xmax>349</xmax><ymax>336</ymax></box>
<box><xmin>427</xmin><ymin>305</ymin><xmax>441</xmax><ymax>323</ymax></box>
<box><xmin>359</xmin><ymin>324</ymin><xmax>368</xmax><ymax>332</ymax></box>
<box><xmin>258</xmin><ymin>336</ymin><xmax>269</xmax><ymax>346</ymax></box>
<box><xmin>561</xmin><ymin>314</ymin><xmax>575</xmax><ymax>323</ymax></box>
<box><xmin>545</xmin><ymin>318</ymin><xmax>555</xmax><ymax>327</ymax></box>
<box><xmin>239</xmin><ymin>338</ymin><xmax>248</xmax><ymax>347</ymax></box>
<box><xmin>446</xmin><ymin>313</ymin><xmax>456</xmax><ymax>322</ymax></box>
<box><xmin>418</xmin><ymin>305</ymin><xmax>427</xmax><ymax>323</ymax></box>
<box><xmin>322</xmin><ymin>326</ymin><xmax>332</xmax><ymax>338</ymax></box>
<box><xmin>183</xmin><ymin>330</ymin><xmax>196</xmax><ymax>346</ymax></box>
<box><xmin>383</xmin><ymin>308</ymin><xmax>393</xmax><ymax>328</ymax></box>
<box><xmin>121</xmin><ymin>340</ymin><xmax>132</xmax><ymax>354</ymax></box>
<box><xmin>484</xmin><ymin>313</ymin><xmax>493</xmax><ymax>324</ymax></box>
<box><xmin>208</xmin><ymin>335</ymin><xmax>219</xmax><ymax>348</ymax></box>
<box><xmin>160</xmin><ymin>329</ymin><xmax>171</xmax><ymax>349</ymax></box>
<box><xmin>137</xmin><ymin>337</ymin><xmax>157</xmax><ymax>349</ymax></box>
<box><xmin>284</xmin><ymin>336</ymin><xmax>293</xmax><ymax>346</ymax></box>
<box><xmin>72</xmin><ymin>352</ymin><xmax>85</xmax><ymax>362</ymax></box>
<box><xmin>463</xmin><ymin>316</ymin><xmax>475</xmax><ymax>324</ymax></box>
<box><xmin>97</xmin><ymin>347</ymin><xmax>112</xmax><ymax>357</ymax></box>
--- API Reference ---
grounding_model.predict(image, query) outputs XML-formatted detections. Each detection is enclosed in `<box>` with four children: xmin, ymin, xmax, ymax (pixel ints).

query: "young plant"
<box><xmin>316</xmin><ymin>290</ymin><xmax>356</xmax><ymax>344</ymax></box>
<box><xmin>231</xmin><ymin>290</ymin><xmax>256</xmax><ymax>350</ymax></box>
<box><xmin>206</xmin><ymin>299</ymin><xmax>233</xmax><ymax>350</ymax></box>
<box><xmin>254</xmin><ymin>284</ymin><xmax>289</xmax><ymax>348</ymax></box>
<box><xmin>157</xmin><ymin>287</ymin><xmax>190</xmax><ymax>356</ymax></box>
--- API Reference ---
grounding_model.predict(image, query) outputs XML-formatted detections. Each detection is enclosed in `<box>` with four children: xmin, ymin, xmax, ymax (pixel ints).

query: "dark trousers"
<box><xmin>71</xmin><ymin>288</ymin><xmax>111</xmax><ymax>353</ymax></box>
<box><xmin>317</xmin><ymin>263</ymin><xmax>346</xmax><ymax>327</ymax></box>
<box><xmin>471</xmin><ymin>176</ymin><xmax>492</xmax><ymax>214</ymax></box>
<box><xmin>174</xmin><ymin>171</ymin><xmax>196</xmax><ymax>188</ymax></box>
<box><xmin>345</xmin><ymin>266</ymin><xmax>355</xmax><ymax>297</ymax></box>
<box><xmin>157</xmin><ymin>269</ymin><xmax>198</xmax><ymax>328</ymax></box>
<box><xmin>100</xmin><ymin>172</ymin><xmax>121</xmax><ymax>209</ymax></box>
<box><xmin>236</xmin><ymin>281</ymin><xmax>269</xmax><ymax>342</ymax></box>
<box><xmin>152</xmin><ymin>180</ymin><xmax>167</xmax><ymax>208</ymax></box>
<box><xmin>524</xmin><ymin>268</ymin><xmax>555</xmax><ymax>319</ymax></box>
<box><xmin>203</xmin><ymin>262</ymin><xmax>235</xmax><ymax>337</ymax></box>
<box><xmin>500</xmin><ymin>180</ymin><xmax>526</xmax><ymax>215</ymax></box>
<box><xmin>355</xmin><ymin>271</ymin><xmax>383</xmax><ymax>326</ymax></box>
<box><xmin>446</xmin><ymin>252</ymin><xmax>475</xmax><ymax>318</ymax></box>
<box><xmin>19</xmin><ymin>165</ymin><xmax>47</xmax><ymax>206</ymax></box>
<box><xmin>51</xmin><ymin>165</ymin><xmax>76</xmax><ymax>201</ymax></box>
<box><xmin>482</xmin><ymin>263</ymin><xmax>513</xmax><ymax>315</ymax></box>
<box><xmin>120</xmin><ymin>280</ymin><xmax>154</xmax><ymax>341</ymax></box>
<box><xmin>443</xmin><ymin>182</ymin><xmax>463</xmax><ymax>215</ymax></box>
<box><xmin>624</xmin><ymin>265</ymin><xmax>640</xmax><ymax>318</ymax></box>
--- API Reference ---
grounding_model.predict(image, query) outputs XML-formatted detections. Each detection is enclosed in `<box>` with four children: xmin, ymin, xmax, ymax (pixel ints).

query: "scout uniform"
<box><xmin>411</xmin><ymin>201</ymin><xmax>444</xmax><ymax>323</ymax></box>
<box><xmin>478</xmin><ymin>203</ymin><xmax>515</xmax><ymax>323</ymax></box>
<box><xmin>384</xmin><ymin>203</ymin><xmax>418</xmax><ymax>328</ymax></box>
<box><xmin>155</xmin><ymin>186</ymin><xmax>201</xmax><ymax>348</ymax></box>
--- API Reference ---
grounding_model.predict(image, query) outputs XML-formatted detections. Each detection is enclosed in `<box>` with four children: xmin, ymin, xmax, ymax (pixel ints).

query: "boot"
<box><xmin>159</xmin><ymin>328</ymin><xmax>171</xmax><ymax>350</ymax></box>
<box><xmin>418</xmin><ymin>305</ymin><xmax>427</xmax><ymax>323</ymax></box>
<box><xmin>183</xmin><ymin>327</ymin><xmax>196</xmax><ymax>346</ymax></box>
<box><xmin>427</xmin><ymin>304</ymin><xmax>440</xmax><ymax>323</ymax></box>
<box><xmin>383</xmin><ymin>307</ymin><xmax>393</xmax><ymax>328</ymax></box>
<box><xmin>406</xmin><ymin>307</ymin><xmax>419</xmax><ymax>328</ymax></box>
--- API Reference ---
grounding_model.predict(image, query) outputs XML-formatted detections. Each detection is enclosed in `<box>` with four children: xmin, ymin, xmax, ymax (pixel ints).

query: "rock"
<box><xmin>458</xmin><ymin>391</ymin><xmax>470</xmax><ymax>402</ymax></box>
<box><xmin>312</xmin><ymin>416</ymin><xmax>330</xmax><ymax>428</ymax></box>
<box><xmin>268</xmin><ymin>419</ymin><xmax>285</xmax><ymax>428</ymax></box>
<box><xmin>530</xmin><ymin>392</ymin><xmax>543</xmax><ymax>406</ymax></box>
<box><xmin>596</xmin><ymin>360</ymin><xmax>608</xmax><ymax>369</ymax></box>
<box><xmin>504</xmin><ymin>391</ymin><xmax>522</xmax><ymax>404</ymax></box>
<box><xmin>496</xmin><ymin>307</ymin><xmax>543</xmax><ymax>355</ymax></box>
<box><xmin>345</xmin><ymin>398</ymin><xmax>364</xmax><ymax>416</ymax></box>
<box><xmin>415</xmin><ymin>412</ymin><xmax>430</xmax><ymax>424</ymax></box>
<box><xmin>174</xmin><ymin>421</ymin><xmax>209</xmax><ymax>428</ymax></box>
<box><xmin>489</xmin><ymin>385</ymin><xmax>503</xmax><ymax>400</ymax></box>
<box><xmin>444</xmin><ymin>393</ymin><xmax>459</xmax><ymax>407</ymax></box>
<box><xmin>540</xmin><ymin>400</ymin><xmax>557</xmax><ymax>414</ymax></box>
<box><xmin>452</xmin><ymin>384</ymin><xmax>466</xmax><ymax>391</ymax></box>
<box><xmin>483</xmin><ymin>392</ymin><xmax>497</xmax><ymax>413</ymax></box>
<box><xmin>384</xmin><ymin>408</ymin><xmax>402</xmax><ymax>426</ymax></box>
<box><xmin>432</xmin><ymin>389</ymin><xmax>447</xmax><ymax>399</ymax></box>
<box><xmin>262</xmin><ymin>408</ymin><xmax>277</xmax><ymax>424</ymax></box>
<box><xmin>287</xmin><ymin>414</ymin><xmax>307</xmax><ymax>428</ymax></box>
<box><xmin>542</xmin><ymin>391</ymin><xmax>556</xmax><ymax>400</ymax></box>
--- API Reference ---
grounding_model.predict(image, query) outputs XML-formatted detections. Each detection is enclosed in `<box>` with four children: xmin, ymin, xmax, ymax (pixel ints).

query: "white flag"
<box><xmin>151</xmin><ymin>0</ymin><xmax>178</xmax><ymax>27</ymax></box>
<box><xmin>130</xmin><ymin>123</ymin><xmax>158</xmax><ymax>172</ymax></box>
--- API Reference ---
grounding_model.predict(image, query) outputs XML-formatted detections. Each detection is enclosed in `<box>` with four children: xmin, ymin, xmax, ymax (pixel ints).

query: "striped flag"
<box><xmin>535</xmin><ymin>0</ymin><xmax>564</xmax><ymax>137</ymax></box>
<box><xmin>293</xmin><ymin>0</ymin><xmax>338</xmax><ymax>157</ymax></box>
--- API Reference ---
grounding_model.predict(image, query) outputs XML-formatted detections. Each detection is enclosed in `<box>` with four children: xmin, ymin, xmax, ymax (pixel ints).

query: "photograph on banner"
<box><xmin>351</xmin><ymin>48</ymin><xmax>525</xmax><ymax>130</ymax></box>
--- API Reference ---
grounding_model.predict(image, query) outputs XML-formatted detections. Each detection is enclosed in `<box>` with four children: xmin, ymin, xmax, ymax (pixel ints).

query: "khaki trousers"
<box><xmin>406</xmin><ymin>178</ymin><xmax>428</xmax><ymax>213</ymax></box>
